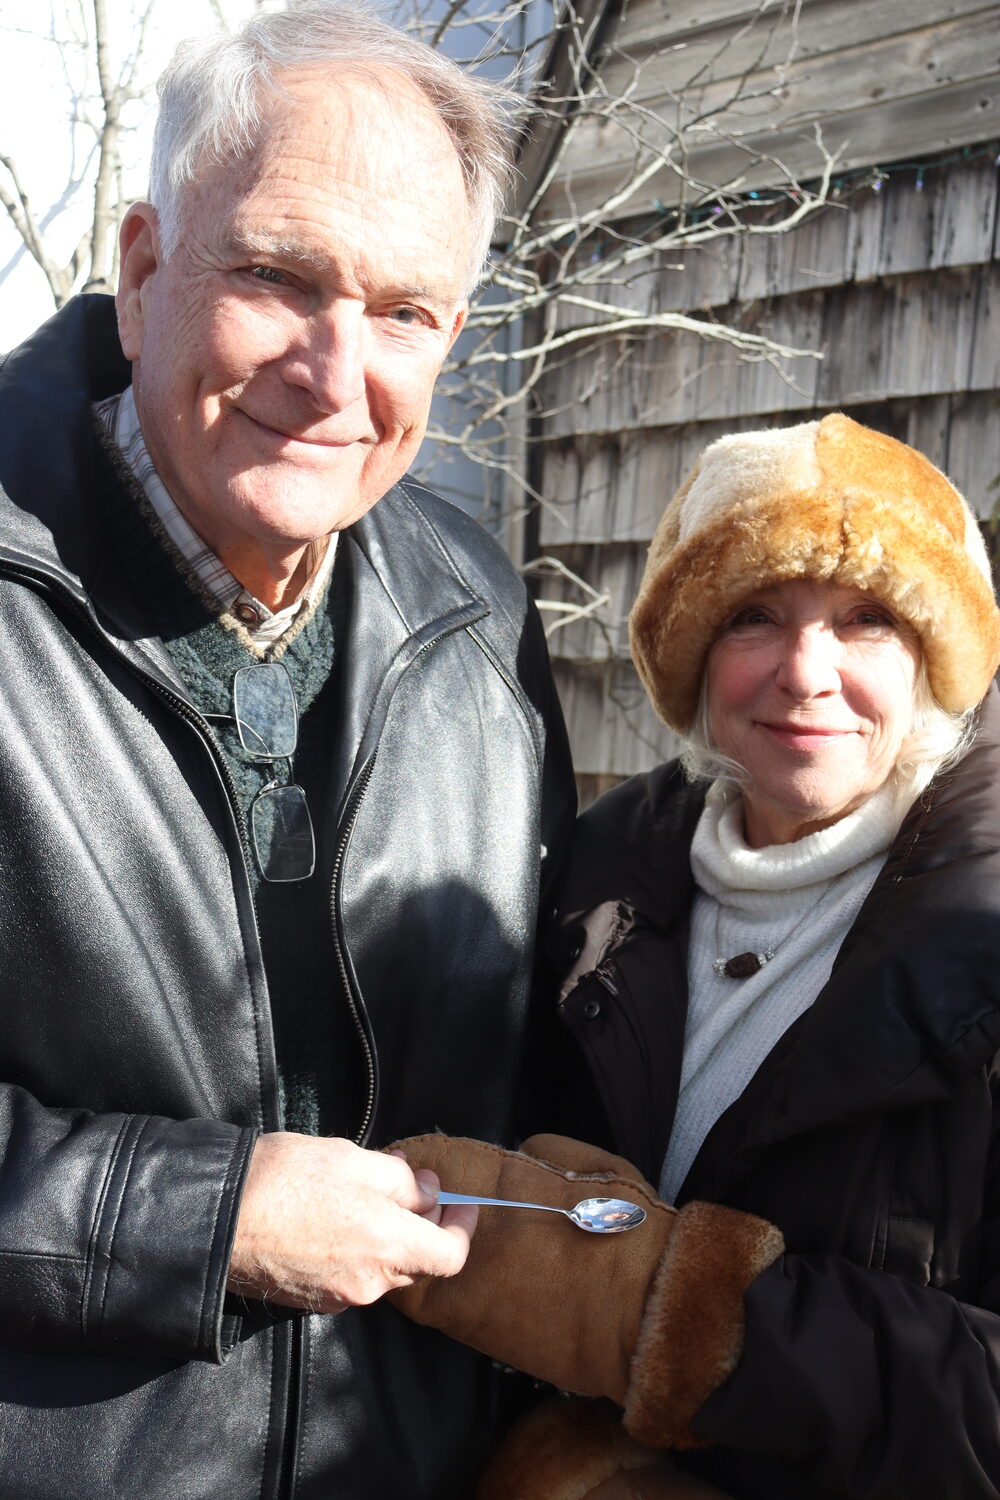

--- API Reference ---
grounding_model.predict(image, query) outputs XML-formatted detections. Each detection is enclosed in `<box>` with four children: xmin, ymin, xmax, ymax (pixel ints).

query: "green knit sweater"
<box><xmin>97</xmin><ymin>436</ymin><xmax>356</xmax><ymax>1136</ymax></box>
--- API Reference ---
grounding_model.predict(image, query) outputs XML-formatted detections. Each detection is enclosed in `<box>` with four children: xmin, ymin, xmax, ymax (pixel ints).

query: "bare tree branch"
<box><xmin>88</xmin><ymin>0</ymin><xmax>123</xmax><ymax>289</ymax></box>
<box><xmin>0</xmin><ymin>153</ymin><xmax>74</xmax><ymax>303</ymax></box>
<box><xmin>522</xmin><ymin>555</ymin><xmax>612</xmax><ymax>640</ymax></box>
<box><xmin>1</xmin><ymin>0</ymin><xmax>194</xmax><ymax>304</ymax></box>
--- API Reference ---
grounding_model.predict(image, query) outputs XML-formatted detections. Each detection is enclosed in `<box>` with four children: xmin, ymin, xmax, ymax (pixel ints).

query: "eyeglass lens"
<box><xmin>232</xmin><ymin>662</ymin><xmax>315</xmax><ymax>882</ymax></box>
<box><xmin>252</xmin><ymin>784</ymin><xmax>316</xmax><ymax>882</ymax></box>
<box><xmin>233</xmin><ymin>662</ymin><xmax>299</xmax><ymax>759</ymax></box>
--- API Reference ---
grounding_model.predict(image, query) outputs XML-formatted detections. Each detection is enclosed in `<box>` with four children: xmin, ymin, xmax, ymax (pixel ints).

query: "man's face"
<box><xmin>116</xmin><ymin>70</ymin><xmax>470</xmax><ymax>556</ymax></box>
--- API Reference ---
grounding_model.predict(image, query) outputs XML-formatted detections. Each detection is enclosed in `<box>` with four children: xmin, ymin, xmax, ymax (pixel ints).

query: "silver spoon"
<box><xmin>435</xmin><ymin>1189</ymin><xmax>647</xmax><ymax>1234</ymax></box>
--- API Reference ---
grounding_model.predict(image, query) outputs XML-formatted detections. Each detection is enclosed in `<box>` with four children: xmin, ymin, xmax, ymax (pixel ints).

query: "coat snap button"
<box><xmin>582</xmin><ymin>997</ymin><xmax>601</xmax><ymax>1019</ymax></box>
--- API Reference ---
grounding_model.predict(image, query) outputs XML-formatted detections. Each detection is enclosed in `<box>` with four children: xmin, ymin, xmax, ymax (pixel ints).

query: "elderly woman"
<box><xmin>392</xmin><ymin>414</ymin><xmax>1000</xmax><ymax>1500</ymax></box>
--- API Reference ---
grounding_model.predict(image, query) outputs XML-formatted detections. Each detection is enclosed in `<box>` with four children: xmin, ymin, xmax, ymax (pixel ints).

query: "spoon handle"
<box><xmin>436</xmin><ymin>1190</ymin><xmax>563</xmax><ymax>1214</ymax></box>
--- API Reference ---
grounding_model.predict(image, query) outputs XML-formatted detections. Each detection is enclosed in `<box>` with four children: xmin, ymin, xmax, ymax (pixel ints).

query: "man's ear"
<box><xmin>116</xmin><ymin>202</ymin><xmax>161</xmax><ymax>361</ymax></box>
<box><xmin>446</xmin><ymin>302</ymin><xmax>468</xmax><ymax>352</ymax></box>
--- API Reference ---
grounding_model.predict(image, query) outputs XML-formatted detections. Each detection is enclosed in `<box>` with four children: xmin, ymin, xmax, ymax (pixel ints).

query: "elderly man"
<box><xmin>0</xmin><ymin>4</ymin><xmax>573</xmax><ymax>1497</ymax></box>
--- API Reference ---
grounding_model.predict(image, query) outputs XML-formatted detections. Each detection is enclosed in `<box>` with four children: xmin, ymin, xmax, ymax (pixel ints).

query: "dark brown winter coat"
<box><xmin>533</xmin><ymin>685</ymin><xmax>1000</xmax><ymax>1500</ymax></box>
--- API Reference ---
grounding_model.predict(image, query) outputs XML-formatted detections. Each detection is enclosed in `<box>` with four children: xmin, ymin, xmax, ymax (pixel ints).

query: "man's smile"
<box><xmin>231</xmin><ymin>405</ymin><xmax>376</xmax><ymax>450</ymax></box>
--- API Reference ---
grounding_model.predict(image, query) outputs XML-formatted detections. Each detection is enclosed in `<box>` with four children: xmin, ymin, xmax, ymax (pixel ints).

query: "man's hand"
<box><xmin>227</xmin><ymin>1133</ymin><xmax>477</xmax><ymax>1313</ymax></box>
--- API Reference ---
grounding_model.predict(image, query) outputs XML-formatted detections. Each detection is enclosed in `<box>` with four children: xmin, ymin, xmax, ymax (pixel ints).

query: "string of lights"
<box><xmin>648</xmin><ymin>140</ymin><xmax>1000</xmax><ymax>229</ymax></box>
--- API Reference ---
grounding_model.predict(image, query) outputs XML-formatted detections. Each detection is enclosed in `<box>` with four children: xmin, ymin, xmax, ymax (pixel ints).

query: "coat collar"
<box><xmin>564</xmin><ymin>689</ymin><xmax>1000</xmax><ymax>1156</ymax></box>
<box><xmin>0</xmin><ymin>296</ymin><xmax>131</xmax><ymax>601</ymax></box>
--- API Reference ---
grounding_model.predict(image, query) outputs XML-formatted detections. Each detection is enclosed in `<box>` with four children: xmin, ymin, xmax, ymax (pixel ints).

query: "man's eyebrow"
<box><xmin>225</xmin><ymin>228</ymin><xmax>327</xmax><ymax>271</ymax></box>
<box><xmin>224</xmin><ymin>229</ymin><xmax>446</xmax><ymax>304</ymax></box>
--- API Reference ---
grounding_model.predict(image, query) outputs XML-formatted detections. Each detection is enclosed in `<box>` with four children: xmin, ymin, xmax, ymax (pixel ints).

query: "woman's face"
<box><xmin>706</xmin><ymin>578</ymin><xmax>921</xmax><ymax>847</ymax></box>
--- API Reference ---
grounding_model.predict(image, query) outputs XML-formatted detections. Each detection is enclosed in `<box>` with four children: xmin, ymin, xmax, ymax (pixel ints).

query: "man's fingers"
<box><xmin>229</xmin><ymin>1133</ymin><xmax>477</xmax><ymax>1311</ymax></box>
<box><xmin>369</xmin><ymin>1149</ymin><xmax>435</xmax><ymax>1213</ymax></box>
<box><xmin>380</xmin><ymin>1152</ymin><xmax>438</xmax><ymax>1213</ymax></box>
<box><xmin>439</xmin><ymin>1201</ymin><xmax>478</xmax><ymax>1252</ymax></box>
<box><xmin>397</xmin><ymin>1201</ymin><xmax>477</xmax><ymax>1282</ymax></box>
<box><xmin>414</xmin><ymin>1168</ymin><xmax>443</xmax><ymax>1224</ymax></box>
<box><xmin>408</xmin><ymin>1168</ymin><xmax>477</xmax><ymax>1246</ymax></box>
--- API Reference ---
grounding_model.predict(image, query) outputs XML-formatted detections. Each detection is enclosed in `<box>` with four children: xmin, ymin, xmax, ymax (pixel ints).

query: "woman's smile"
<box><xmin>707</xmin><ymin>578</ymin><xmax>920</xmax><ymax>846</ymax></box>
<box><xmin>757</xmin><ymin>721</ymin><xmax>857</xmax><ymax>749</ymax></box>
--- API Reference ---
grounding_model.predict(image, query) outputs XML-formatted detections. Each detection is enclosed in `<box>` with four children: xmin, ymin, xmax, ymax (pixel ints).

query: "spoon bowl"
<box><xmin>436</xmin><ymin>1189</ymin><xmax>647</xmax><ymax>1234</ymax></box>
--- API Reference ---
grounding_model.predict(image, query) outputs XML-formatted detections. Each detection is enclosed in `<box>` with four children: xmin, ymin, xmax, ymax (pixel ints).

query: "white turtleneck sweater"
<box><xmin>658</xmin><ymin>781</ymin><xmax>898</xmax><ymax>1201</ymax></box>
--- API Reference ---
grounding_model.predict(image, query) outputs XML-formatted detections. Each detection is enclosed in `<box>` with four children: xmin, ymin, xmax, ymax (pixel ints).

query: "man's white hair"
<box><xmin>148</xmin><ymin>0</ymin><xmax>518</xmax><ymax>291</ymax></box>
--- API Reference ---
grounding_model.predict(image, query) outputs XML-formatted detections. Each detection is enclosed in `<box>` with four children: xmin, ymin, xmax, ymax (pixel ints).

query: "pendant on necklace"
<box><xmin>713</xmin><ymin>948</ymin><xmax>774</xmax><ymax>979</ymax></box>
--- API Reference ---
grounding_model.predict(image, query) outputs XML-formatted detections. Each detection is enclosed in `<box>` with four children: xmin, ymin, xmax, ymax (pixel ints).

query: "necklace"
<box><xmin>713</xmin><ymin>946</ymin><xmax>774</xmax><ymax>979</ymax></box>
<box><xmin>711</xmin><ymin>878</ymin><xmax>840</xmax><ymax>979</ymax></box>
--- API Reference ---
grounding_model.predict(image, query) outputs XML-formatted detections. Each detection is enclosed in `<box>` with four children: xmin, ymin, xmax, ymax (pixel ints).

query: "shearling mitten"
<box><xmin>389</xmin><ymin>1133</ymin><xmax>783</xmax><ymax>1448</ymax></box>
<box><xmin>476</xmin><ymin>1398</ymin><xmax>733</xmax><ymax>1500</ymax></box>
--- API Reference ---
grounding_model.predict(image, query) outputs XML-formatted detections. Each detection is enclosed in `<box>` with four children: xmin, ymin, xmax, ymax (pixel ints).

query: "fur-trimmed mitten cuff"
<box><xmin>623</xmin><ymin>1201</ymin><xmax>783</xmax><ymax>1449</ymax></box>
<box><xmin>477</xmin><ymin>1398</ymin><xmax>732</xmax><ymax>1500</ymax></box>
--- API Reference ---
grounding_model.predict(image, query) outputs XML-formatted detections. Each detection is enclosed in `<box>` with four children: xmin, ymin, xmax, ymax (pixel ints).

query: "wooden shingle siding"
<box><xmin>535</xmin><ymin>1</ymin><xmax>1000</xmax><ymax>221</ymax></box>
<box><xmin>548</xmin><ymin>155</ymin><xmax>1000</xmax><ymax>330</ymax></box>
<box><xmin>527</xmin><ymin>4</ymin><xmax>1000</xmax><ymax>795</ymax></box>
<box><xmin>531</xmin><ymin>173</ymin><xmax>1000</xmax><ymax>787</ymax></box>
<box><xmin>550</xmin><ymin>656</ymin><xmax>679</xmax><ymax>783</ymax></box>
<box><xmin>537</xmin><ymin>389</ymin><xmax>1000</xmax><ymax>552</ymax></box>
<box><xmin>541</xmin><ymin>261</ymin><xmax>1000</xmax><ymax>438</ymax></box>
<box><xmin>612</xmin><ymin>0</ymin><xmax>986</xmax><ymax>64</ymax></box>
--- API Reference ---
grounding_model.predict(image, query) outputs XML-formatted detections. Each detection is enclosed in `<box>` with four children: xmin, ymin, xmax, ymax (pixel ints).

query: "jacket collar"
<box><xmin>0</xmin><ymin>296</ymin><xmax>131</xmax><ymax>600</ymax></box>
<box><xmin>565</xmin><ymin>689</ymin><xmax>1000</xmax><ymax>1153</ymax></box>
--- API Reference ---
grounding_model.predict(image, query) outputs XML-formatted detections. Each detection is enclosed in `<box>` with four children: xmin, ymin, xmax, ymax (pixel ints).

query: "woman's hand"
<box><xmin>390</xmin><ymin>1133</ymin><xmax>673</xmax><ymax>1401</ymax></box>
<box><xmin>388</xmin><ymin>1133</ymin><xmax>783</xmax><ymax>1448</ymax></box>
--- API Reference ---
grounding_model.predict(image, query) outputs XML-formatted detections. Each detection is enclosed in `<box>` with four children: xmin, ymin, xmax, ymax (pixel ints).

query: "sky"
<box><xmin>0</xmin><ymin>1</ymin><xmax>265</xmax><ymax>348</ymax></box>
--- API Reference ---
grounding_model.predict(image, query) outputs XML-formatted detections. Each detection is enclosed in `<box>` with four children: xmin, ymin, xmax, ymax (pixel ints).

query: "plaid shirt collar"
<box><xmin>94</xmin><ymin>386</ymin><xmax>335</xmax><ymax>646</ymax></box>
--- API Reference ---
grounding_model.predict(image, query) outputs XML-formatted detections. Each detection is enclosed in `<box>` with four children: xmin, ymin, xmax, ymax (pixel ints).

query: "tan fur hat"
<box><xmin>629</xmin><ymin>412</ymin><xmax>1000</xmax><ymax>732</ymax></box>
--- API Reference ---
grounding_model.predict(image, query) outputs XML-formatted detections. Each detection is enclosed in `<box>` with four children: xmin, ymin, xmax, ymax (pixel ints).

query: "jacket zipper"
<box><xmin>328</xmin><ymin>621</ymin><xmax>479</xmax><ymax>1149</ymax></box>
<box><xmin>330</xmin><ymin>757</ymin><xmax>379</xmax><ymax>1146</ymax></box>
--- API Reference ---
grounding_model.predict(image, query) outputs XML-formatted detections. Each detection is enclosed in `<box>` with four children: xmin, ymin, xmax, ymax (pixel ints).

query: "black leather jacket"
<box><xmin>0</xmin><ymin>296</ymin><xmax>575</xmax><ymax>1500</ymax></box>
